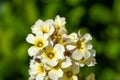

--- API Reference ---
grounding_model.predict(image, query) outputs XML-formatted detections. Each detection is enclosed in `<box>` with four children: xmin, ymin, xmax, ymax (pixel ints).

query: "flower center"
<box><xmin>52</xmin><ymin>32</ymin><xmax>62</xmax><ymax>41</ymax></box>
<box><xmin>37</xmin><ymin>64</ymin><xmax>44</xmax><ymax>73</ymax></box>
<box><xmin>47</xmin><ymin>52</ymin><xmax>55</xmax><ymax>59</ymax></box>
<box><xmin>76</xmin><ymin>39</ymin><xmax>84</xmax><ymax>49</ymax></box>
<box><xmin>42</xmin><ymin>27</ymin><xmax>49</xmax><ymax>33</ymax></box>
<box><xmin>66</xmin><ymin>71</ymin><xmax>73</xmax><ymax>77</ymax></box>
<box><xmin>36</xmin><ymin>41</ymin><xmax>43</xmax><ymax>47</ymax></box>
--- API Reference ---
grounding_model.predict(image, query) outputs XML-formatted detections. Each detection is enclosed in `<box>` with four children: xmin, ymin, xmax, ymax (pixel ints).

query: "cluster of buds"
<box><xmin>26</xmin><ymin>15</ymin><xmax>96</xmax><ymax>80</ymax></box>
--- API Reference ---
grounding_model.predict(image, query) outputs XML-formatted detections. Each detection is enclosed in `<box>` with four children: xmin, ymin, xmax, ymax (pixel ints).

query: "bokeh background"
<box><xmin>0</xmin><ymin>0</ymin><xmax>120</xmax><ymax>80</ymax></box>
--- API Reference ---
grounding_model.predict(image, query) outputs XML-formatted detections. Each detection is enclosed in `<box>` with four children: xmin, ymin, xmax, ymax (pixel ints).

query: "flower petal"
<box><xmin>54</xmin><ymin>44</ymin><xmax>65</xmax><ymax>53</ymax></box>
<box><xmin>28</xmin><ymin>46</ymin><xmax>40</xmax><ymax>56</ymax></box>
<box><xmin>72</xmin><ymin>75</ymin><xmax>78</xmax><ymax>80</ymax></box>
<box><xmin>66</xmin><ymin>45</ymin><xmax>76</xmax><ymax>50</ymax></box>
<box><xmin>61</xmin><ymin>57</ymin><xmax>72</xmax><ymax>68</ymax></box>
<box><xmin>85</xmin><ymin>56</ymin><xmax>96</xmax><ymax>67</ymax></box>
<box><xmin>36</xmin><ymin>74</ymin><xmax>44</xmax><ymax>80</ymax></box>
<box><xmin>26</xmin><ymin>34</ymin><xmax>35</xmax><ymax>44</ymax></box>
<box><xmin>72</xmin><ymin>63</ymin><xmax>80</xmax><ymax>74</ymax></box>
<box><xmin>84</xmin><ymin>50</ymin><xmax>91</xmax><ymax>59</ymax></box>
<box><xmin>89</xmin><ymin>49</ymin><xmax>96</xmax><ymax>56</ymax></box>
<box><xmin>48</xmin><ymin>69</ymin><xmax>63</xmax><ymax>80</ymax></box>
<box><xmin>83</xmin><ymin>33</ymin><xmax>92</xmax><ymax>42</ymax></box>
<box><xmin>54</xmin><ymin>44</ymin><xmax>65</xmax><ymax>59</ymax></box>
<box><xmin>72</xmin><ymin>49</ymin><xmax>83</xmax><ymax>60</ymax></box>
<box><xmin>87</xmin><ymin>44</ymin><xmax>93</xmax><ymax>50</ymax></box>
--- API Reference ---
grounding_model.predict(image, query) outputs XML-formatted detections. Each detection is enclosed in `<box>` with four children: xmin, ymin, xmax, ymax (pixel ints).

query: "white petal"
<box><xmin>47</xmin><ymin>60</ymin><xmax>58</xmax><ymax>67</ymax></box>
<box><xmin>36</xmin><ymin>32</ymin><xmax>45</xmax><ymax>39</ymax></box>
<box><xmin>72</xmin><ymin>75</ymin><xmax>78</xmax><ymax>80</ymax></box>
<box><xmin>89</xmin><ymin>49</ymin><xmax>96</xmax><ymax>56</ymax></box>
<box><xmin>43</xmin><ymin>40</ymin><xmax>48</xmax><ymax>48</ymax></box>
<box><xmin>55</xmin><ymin>15</ymin><xmax>66</xmax><ymax>28</ymax></box>
<box><xmin>54</xmin><ymin>44</ymin><xmax>65</xmax><ymax>53</ymax></box>
<box><xmin>66</xmin><ymin>45</ymin><xmax>76</xmax><ymax>50</ymax></box>
<box><xmin>85</xmin><ymin>56</ymin><xmax>96</xmax><ymax>67</ymax></box>
<box><xmin>61</xmin><ymin>57</ymin><xmax>72</xmax><ymax>68</ymax></box>
<box><xmin>79</xmin><ymin>63</ymin><xmax>85</xmax><ymax>67</ymax></box>
<box><xmin>46</xmin><ymin>19</ymin><xmax>54</xmax><ymax>23</ymax></box>
<box><xmin>55</xmin><ymin>15</ymin><xmax>61</xmax><ymax>23</ymax></box>
<box><xmin>31</xmin><ymin>20</ymin><xmax>43</xmax><ymax>34</ymax></box>
<box><xmin>28</xmin><ymin>46</ymin><xmax>39</xmax><ymax>56</ymax></box>
<box><xmin>54</xmin><ymin>44</ymin><xmax>65</xmax><ymax>59</ymax></box>
<box><xmin>48</xmin><ymin>69</ymin><xmax>63</xmax><ymax>80</ymax></box>
<box><xmin>83</xmin><ymin>33</ymin><xmax>92</xmax><ymax>42</ymax></box>
<box><xmin>36</xmin><ymin>74</ymin><xmax>44</xmax><ymax>80</ymax></box>
<box><xmin>72</xmin><ymin>49</ymin><xmax>83</xmax><ymax>60</ymax></box>
<box><xmin>87</xmin><ymin>44</ymin><xmax>93</xmax><ymax>50</ymax></box>
<box><xmin>26</xmin><ymin>34</ymin><xmax>35</xmax><ymax>44</ymax></box>
<box><xmin>68</xmin><ymin>32</ymin><xmax>78</xmax><ymax>40</ymax></box>
<box><xmin>78</xmin><ymin>30</ymin><xmax>81</xmax><ymax>37</ymax></box>
<box><xmin>44</xmin><ymin>64</ymin><xmax>51</xmax><ymax>70</ymax></box>
<box><xmin>84</xmin><ymin>50</ymin><xmax>91</xmax><ymax>59</ymax></box>
<box><xmin>49</xmin><ymin>26</ymin><xmax>55</xmax><ymax>35</ymax></box>
<box><xmin>72</xmin><ymin>63</ymin><xmax>80</xmax><ymax>74</ymax></box>
<box><xmin>35</xmin><ymin>19</ymin><xmax>43</xmax><ymax>25</ymax></box>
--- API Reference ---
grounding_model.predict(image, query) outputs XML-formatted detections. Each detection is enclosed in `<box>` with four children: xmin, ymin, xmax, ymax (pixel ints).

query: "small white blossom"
<box><xmin>54</xmin><ymin>15</ymin><xmax>67</xmax><ymax>34</ymax></box>
<box><xmin>45</xmin><ymin>56</ymin><xmax>72</xmax><ymax>80</ymax></box>
<box><xmin>48</xmin><ymin>68</ymin><xmax>63</xmax><ymax>80</ymax></box>
<box><xmin>54</xmin><ymin>15</ymin><xmax>66</xmax><ymax>29</ymax></box>
<box><xmin>71</xmin><ymin>33</ymin><xmax>93</xmax><ymax>60</ymax></box>
<box><xmin>41</xmin><ymin>43</ymin><xmax>65</xmax><ymax>67</ymax></box>
<box><xmin>26</xmin><ymin>33</ymin><xmax>48</xmax><ymax>56</ymax></box>
<box><xmin>68</xmin><ymin>32</ymin><xmax>78</xmax><ymax>43</ymax></box>
<box><xmin>31</xmin><ymin>19</ymin><xmax>55</xmax><ymax>36</ymax></box>
<box><xmin>59</xmin><ymin>63</ymin><xmax>79</xmax><ymax>80</ymax></box>
<box><xmin>61</xmin><ymin>56</ymin><xmax>72</xmax><ymax>68</ymax></box>
<box><xmin>29</xmin><ymin>61</ymin><xmax>46</xmax><ymax>80</ymax></box>
<box><xmin>74</xmin><ymin>49</ymin><xmax>96</xmax><ymax>67</ymax></box>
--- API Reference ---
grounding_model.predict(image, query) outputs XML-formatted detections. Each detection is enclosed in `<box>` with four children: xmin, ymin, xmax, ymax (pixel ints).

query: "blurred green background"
<box><xmin>0</xmin><ymin>0</ymin><xmax>120</xmax><ymax>80</ymax></box>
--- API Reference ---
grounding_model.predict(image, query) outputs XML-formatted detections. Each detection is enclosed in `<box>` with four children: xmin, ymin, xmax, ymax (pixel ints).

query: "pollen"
<box><xmin>37</xmin><ymin>64</ymin><xmax>44</xmax><ymax>73</ymax></box>
<box><xmin>42</xmin><ymin>27</ymin><xmax>49</xmax><ymax>33</ymax></box>
<box><xmin>66</xmin><ymin>71</ymin><xmax>73</xmax><ymax>77</ymax></box>
<box><xmin>47</xmin><ymin>52</ymin><xmax>55</xmax><ymax>59</ymax></box>
<box><xmin>36</xmin><ymin>41</ymin><xmax>43</xmax><ymax>47</ymax></box>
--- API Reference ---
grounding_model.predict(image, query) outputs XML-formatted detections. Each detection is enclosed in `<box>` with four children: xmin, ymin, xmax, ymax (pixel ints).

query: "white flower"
<box><xmin>54</xmin><ymin>15</ymin><xmax>67</xmax><ymax>34</ymax></box>
<box><xmin>41</xmin><ymin>43</ymin><xmax>65</xmax><ymax>67</ymax></box>
<box><xmin>48</xmin><ymin>68</ymin><xmax>63</xmax><ymax>80</ymax></box>
<box><xmin>54</xmin><ymin>15</ymin><xmax>66</xmax><ymax>29</ymax></box>
<box><xmin>29</xmin><ymin>61</ymin><xmax>46</xmax><ymax>80</ymax></box>
<box><xmin>68</xmin><ymin>32</ymin><xmax>78</xmax><ymax>43</ymax></box>
<box><xmin>61</xmin><ymin>56</ymin><xmax>72</xmax><ymax>68</ymax></box>
<box><xmin>26</xmin><ymin>33</ymin><xmax>48</xmax><ymax>56</ymax></box>
<box><xmin>32</xmin><ymin>19</ymin><xmax>55</xmax><ymax>36</ymax></box>
<box><xmin>71</xmin><ymin>33</ymin><xmax>93</xmax><ymax>60</ymax></box>
<box><xmin>59</xmin><ymin>63</ymin><xmax>79</xmax><ymax>80</ymax></box>
<box><xmin>74</xmin><ymin>49</ymin><xmax>96</xmax><ymax>67</ymax></box>
<box><xmin>84</xmin><ymin>49</ymin><xmax>96</xmax><ymax>66</ymax></box>
<box><xmin>44</xmin><ymin>56</ymin><xmax>72</xmax><ymax>80</ymax></box>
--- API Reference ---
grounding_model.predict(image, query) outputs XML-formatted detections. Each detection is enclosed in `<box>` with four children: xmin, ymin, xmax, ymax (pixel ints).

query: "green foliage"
<box><xmin>0</xmin><ymin>0</ymin><xmax>120</xmax><ymax>80</ymax></box>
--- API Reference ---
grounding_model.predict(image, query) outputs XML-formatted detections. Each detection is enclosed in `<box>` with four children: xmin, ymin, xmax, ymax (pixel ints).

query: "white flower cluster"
<box><xmin>26</xmin><ymin>15</ymin><xmax>96</xmax><ymax>80</ymax></box>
